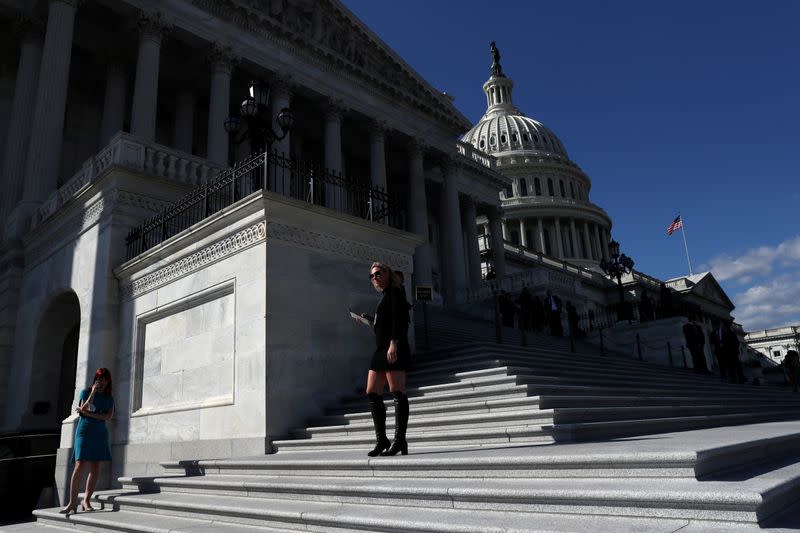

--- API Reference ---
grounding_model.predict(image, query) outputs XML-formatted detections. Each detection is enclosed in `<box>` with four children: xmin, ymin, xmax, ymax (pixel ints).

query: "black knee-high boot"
<box><xmin>367</xmin><ymin>393</ymin><xmax>390</xmax><ymax>457</ymax></box>
<box><xmin>381</xmin><ymin>391</ymin><xmax>409</xmax><ymax>456</ymax></box>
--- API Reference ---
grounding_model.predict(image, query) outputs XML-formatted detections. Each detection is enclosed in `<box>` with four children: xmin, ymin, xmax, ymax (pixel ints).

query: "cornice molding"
<box><xmin>121</xmin><ymin>221</ymin><xmax>267</xmax><ymax>300</ymax></box>
<box><xmin>266</xmin><ymin>221</ymin><xmax>412</xmax><ymax>274</ymax></box>
<box><xmin>189</xmin><ymin>0</ymin><xmax>467</xmax><ymax>133</ymax></box>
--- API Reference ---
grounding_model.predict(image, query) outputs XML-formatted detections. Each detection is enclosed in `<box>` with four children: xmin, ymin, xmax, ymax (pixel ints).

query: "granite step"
<box><xmin>34</xmin><ymin>492</ymin><xmax>756</xmax><ymax>533</ymax></box>
<box><xmin>159</xmin><ymin>423</ymin><xmax>800</xmax><ymax>480</ymax></box>
<box><xmin>118</xmin><ymin>459</ymin><xmax>800</xmax><ymax>524</ymax></box>
<box><xmin>292</xmin><ymin>408</ymin><xmax>552</xmax><ymax>438</ymax></box>
<box><xmin>272</xmin><ymin>423</ymin><xmax>553</xmax><ymax>451</ymax></box>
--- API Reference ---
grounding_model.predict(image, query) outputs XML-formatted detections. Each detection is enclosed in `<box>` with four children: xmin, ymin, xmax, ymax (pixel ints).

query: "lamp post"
<box><xmin>224</xmin><ymin>79</ymin><xmax>294</xmax><ymax>154</ymax></box>
<box><xmin>600</xmin><ymin>239</ymin><xmax>635</xmax><ymax>320</ymax></box>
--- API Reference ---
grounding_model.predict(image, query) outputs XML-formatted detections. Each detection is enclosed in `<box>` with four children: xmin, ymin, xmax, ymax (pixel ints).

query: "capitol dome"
<box><xmin>466</xmin><ymin>42</ymin><xmax>613</xmax><ymax>269</ymax></box>
<box><xmin>463</xmin><ymin>113</ymin><xmax>569</xmax><ymax>159</ymax></box>
<box><xmin>460</xmin><ymin>48</ymin><xmax>568</xmax><ymax>160</ymax></box>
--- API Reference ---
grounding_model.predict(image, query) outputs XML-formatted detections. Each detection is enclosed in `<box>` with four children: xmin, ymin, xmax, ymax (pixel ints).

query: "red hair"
<box><xmin>93</xmin><ymin>367</ymin><xmax>113</xmax><ymax>394</ymax></box>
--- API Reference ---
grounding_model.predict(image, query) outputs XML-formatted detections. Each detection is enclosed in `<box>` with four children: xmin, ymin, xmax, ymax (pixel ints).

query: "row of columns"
<box><xmin>505</xmin><ymin>217</ymin><xmax>610</xmax><ymax>261</ymax></box>
<box><xmin>0</xmin><ymin>3</ymin><xmax>250</xmax><ymax>231</ymax></box>
<box><xmin>0</xmin><ymin>2</ymin><xmax>496</xmax><ymax>306</ymax></box>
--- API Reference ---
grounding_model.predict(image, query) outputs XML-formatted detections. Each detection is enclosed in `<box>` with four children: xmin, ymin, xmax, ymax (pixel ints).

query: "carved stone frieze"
<box><xmin>121</xmin><ymin>221</ymin><xmax>267</xmax><ymax>300</ymax></box>
<box><xmin>266</xmin><ymin>221</ymin><xmax>412</xmax><ymax>273</ymax></box>
<box><xmin>189</xmin><ymin>0</ymin><xmax>466</xmax><ymax>132</ymax></box>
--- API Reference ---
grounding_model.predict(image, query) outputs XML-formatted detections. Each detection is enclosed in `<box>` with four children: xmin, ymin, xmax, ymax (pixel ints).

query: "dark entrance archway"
<box><xmin>26</xmin><ymin>292</ymin><xmax>81</xmax><ymax>431</ymax></box>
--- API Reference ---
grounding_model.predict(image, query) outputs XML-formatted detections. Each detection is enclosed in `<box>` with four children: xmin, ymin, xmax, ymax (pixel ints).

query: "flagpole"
<box><xmin>680</xmin><ymin>217</ymin><xmax>693</xmax><ymax>275</ymax></box>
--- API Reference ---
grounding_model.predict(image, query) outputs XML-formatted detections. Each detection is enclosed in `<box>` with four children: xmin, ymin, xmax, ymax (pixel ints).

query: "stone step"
<box><xmin>411</xmin><ymin>348</ymin><xmax>766</xmax><ymax>390</ymax></box>
<box><xmin>304</xmin><ymin>403</ymin><xmax>795</xmax><ymax>440</ymax></box>
<box><xmin>316</xmin><ymin>395</ymin><xmax>542</xmax><ymax>425</ymax></box>
<box><xmin>39</xmin><ymin>491</ymin><xmax>758</xmax><ymax>533</ymax></box>
<box><xmin>336</xmin><ymin>382</ymin><xmax>531</xmax><ymax>409</ymax></box>
<box><xmin>272</xmin><ymin>424</ymin><xmax>553</xmax><ymax>452</ymax></box>
<box><xmin>159</xmin><ymin>423</ymin><xmax>800</xmax><ymax>481</ymax></box>
<box><xmin>32</xmin><ymin>506</ymin><xmax>305</xmax><ymax>533</ymax></box>
<box><xmin>549</xmin><ymin>409</ymin><xmax>800</xmax><ymax>442</ymax></box>
<box><xmin>89</xmin><ymin>454</ymin><xmax>800</xmax><ymax>526</ymax></box>
<box><xmin>292</xmin><ymin>408</ymin><xmax>553</xmax><ymax>438</ymax></box>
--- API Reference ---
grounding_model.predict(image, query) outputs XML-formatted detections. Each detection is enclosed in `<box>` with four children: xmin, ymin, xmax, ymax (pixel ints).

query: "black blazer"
<box><xmin>374</xmin><ymin>285</ymin><xmax>410</xmax><ymax>349</ymax></box>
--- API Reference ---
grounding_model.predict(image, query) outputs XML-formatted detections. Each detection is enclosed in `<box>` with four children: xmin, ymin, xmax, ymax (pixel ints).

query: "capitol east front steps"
<box><xmin>14</xmin><ymin>309</ymin><xmax>800</xmax><ymax>532</ymax></box>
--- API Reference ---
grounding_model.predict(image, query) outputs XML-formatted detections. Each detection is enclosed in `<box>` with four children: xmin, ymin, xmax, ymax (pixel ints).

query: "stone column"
<box><xmin>501</xmin><ymin>221</ymin><xmax>509</xmax><ymax>241</ymax></box>
<box><xmin>130</xmin><ymin>12</ymin><xmax>169</xmax><ymax>142</ymax></box>
<box><xmin>19</xmin><ymin>0</ymin><xmax>79</xmax><ymax>209</ymax></box>
<box><xmin>488</xmin><ymin>206</ymin><xmax>506</xmax><ymax>278</ymax></box>
<box><xmin>324</xmin><ymin>102</ymin><xmax>343</xmax><ymax>209</ymax></box>
<box><xmin>173</xmin><ymin>91</ymin><xmax>194</xmax><ymax>154</ymax></box>
<box><xmin>270</xmin><ymin>77</ymin><xmax>292</xmax><ymax>157</ymax></box>
<box><xmin>600</xmin><ymin>228</ymin><xmax>610</xmax><ymax>261</ymax></box>
<box><xmin>0</xmin><ymin>19</ymin><xmax>43</xmax><ymax>223</ymax></box>
<box><xmin>206</xmin><ymin>43</ymin><xmax>234</xmax><ymax>167</ymax></box>
<box><xmin>407</xmin><ymin>139</ymin><xmax>431</xmax><ymax>287</ymax></box>
<box><xmin>593</xmin><ymin>224</ymin><xmax>604</xmax><ymax>261</ymax></box>
<box><xmin>462</xmin><ymin>197</ymin><xmax>481</xmax><ymax>286</ymax></box>
<box><xmin>100</xmin><ymin>61</ymin><xmax>127</xmax><ymax>146</ymax></box>
<box><xmin>537</xmin><ymin>217</ymin><xmax>546</xmax><ymax>254</ymax></box>
<box><xmin>519</xmin><ymin>218</ymin><xmax>528</xmax><ymax>248</ymax></box>
<box><xmin>582</xmin><ymin>221</ymin><xmax>593</xmax><ymax>260</ymax></box>
<box><xmin>442</xmin><ymin>163</ymin><xmax>467</xmax><ymax>300</ymax></box>
<box><xmin>369</xmin><ymin>120</ymin><xmax>387</xmax><ymax>191</ymax></box>
<box><xmin>569</xmin><ymin>218</ymin><xmax>579</xmax><ymax>258</ymax></box>
<box><xmin>553</xmin><ymin>217</ymin><xmax>564</xmax><ymax>259</ymax></box>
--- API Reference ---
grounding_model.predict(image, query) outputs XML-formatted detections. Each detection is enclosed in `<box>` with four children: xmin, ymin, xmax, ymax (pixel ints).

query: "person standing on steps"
<box><xmin>544</xmin><ymin>289</ymin><xmax>563</xmax><ymax>337</ymax></box>
<box><xmin>60</xmin><ymin>368</ymin><xmax>115</xmax><ymax>515</ymax></box>
<box><xmin>363</xmin><ymin>262</ymin><xmax>411</xmax><ymax>456</ymax></box>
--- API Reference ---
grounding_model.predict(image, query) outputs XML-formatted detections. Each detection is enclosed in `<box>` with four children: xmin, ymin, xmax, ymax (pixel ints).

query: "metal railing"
<box><xmin>125</xmin><ymin>149</ymin><xmax>406</xmax><ymax>260</ymax></box>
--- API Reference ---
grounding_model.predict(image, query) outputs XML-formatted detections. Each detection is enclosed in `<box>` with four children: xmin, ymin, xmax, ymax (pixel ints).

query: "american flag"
<box><xmin>666</xmin><ymin>215</ymin><xmax>683</xmax><ymax>236</ymax></box>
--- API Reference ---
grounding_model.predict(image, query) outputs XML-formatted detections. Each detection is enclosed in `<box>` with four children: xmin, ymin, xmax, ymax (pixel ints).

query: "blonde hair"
<box><xmin>370</xmin><ymin>261</ymin><xmax>403</xmax><ymax>291</ymax></box>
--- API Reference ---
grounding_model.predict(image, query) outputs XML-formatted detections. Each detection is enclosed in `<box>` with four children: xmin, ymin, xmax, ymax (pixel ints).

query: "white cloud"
<box><xmin>702</xmin><ymin>235</ymin><xmax>800</xmax><ymax>283</ymax></box>
<box><xmin>734</xmin><ymin>275</ymin><xmax>800</xmax><ymax>331</ymax></box>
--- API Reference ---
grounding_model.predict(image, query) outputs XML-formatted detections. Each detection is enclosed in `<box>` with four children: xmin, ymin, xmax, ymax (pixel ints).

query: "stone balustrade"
<box><xmin>456</xmin><ymin>240</ymin><xmax>609</xmax><ymax>304</ymax></box>
<box><xmin>33</xmin><ymin>132</ymin><xmax>223</xmax><ymax>228</ymax></box>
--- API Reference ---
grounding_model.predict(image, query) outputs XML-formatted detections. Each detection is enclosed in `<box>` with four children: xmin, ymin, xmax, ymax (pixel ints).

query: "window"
<box><xmin>559</xmin><ymin>180</ymin><xmax>566</xmax><ymax>197</ymax></box>
<box><xmin>490</xmin><ymin>135</ymin><xmax>496</xmax><ymax>146</ymax></box>
<box><xmin>500</xmin><ymin>134</ymin><xmax>507</xmax><ymax>144</ymax></box>
<box><xmin>511</xmin><ymin>133</ymin><xmax>518</xmax><ymax>143</ymax></box>
<box><xmin>569</xmin><ymin>182</ymin><xmax>575</xmax><ymax>199</ymax></box>
<box><xmin>505</xmin><ymin>184</ymin><xmax>513</xmax><ymax>198</ymax></box>
<box><xmin>534</xmin><ymin>177</ymin><xmax>541</xmax><ymax>195</ymax></box>
<box><xmin>522</xmin><ymin>133</ymin><xmax>529</xmax><ymax>142</ymax></box>
<box><xmin>775</xmin><ymin>350</ymin><xmax>782</xmax><ymax>360</ymax></box>
<box><xmin>479</xmin><ymin>139</ymin><xmax>485</xmax><ymax>149</ymax></box>
<box><xmin>533</xmin><ymin>134</ymin><xmax>539</xmax><ymax>143</ymax></box>
<box><xmin>519</xmin><ymin>178</ymin><xmax>528</xmax><ymax>196</ymax></box>
<box><xmin>547</xmin><ymin>178</ymin><xmax>554</xmax><ymax>196</ymax></box>
<box><xmin>510</xmin><ymin>230</ymin><xmax>520</xmax><ymax>245</ymax></box>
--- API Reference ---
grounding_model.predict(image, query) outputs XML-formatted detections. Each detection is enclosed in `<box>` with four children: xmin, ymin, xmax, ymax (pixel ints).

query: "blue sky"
<box><xmin>342</xmin><ymin>0</ymin><xmax>800</xmax><ymax>332</ymax></box>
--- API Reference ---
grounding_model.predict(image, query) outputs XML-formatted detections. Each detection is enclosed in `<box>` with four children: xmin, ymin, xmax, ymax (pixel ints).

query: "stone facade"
<box><xmin>745</xmin><ymin>325</ymin><xmax>800</xmax><ymax>364</ymax></box>
<box><xmin>0</xmin><ymin>0</ymin><xmax>746</xmax><ymax>508</ymax></box>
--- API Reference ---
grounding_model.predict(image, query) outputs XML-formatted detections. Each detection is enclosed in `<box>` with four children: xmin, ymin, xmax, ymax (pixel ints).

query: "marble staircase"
<box><xmin>17</xmin><ymin>308</ymin><xmax>800</xmax><ymax>532</ymax></box>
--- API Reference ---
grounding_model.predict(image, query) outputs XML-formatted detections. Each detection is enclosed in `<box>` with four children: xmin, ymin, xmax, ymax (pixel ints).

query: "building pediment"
<box><xmin>668</xmin><ymin>272</ymin><xmax>734</xmax><ymax>310</ymax></box>
<box><xmin>191</xmin><ymin>0</ymin><xmax>471</xmax><ymax>133</ymax></box>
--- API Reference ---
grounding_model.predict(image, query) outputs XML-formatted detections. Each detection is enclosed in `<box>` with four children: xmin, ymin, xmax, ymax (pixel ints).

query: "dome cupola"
<box><xmin>462</xmin><ymin>42</ymin><xmax>569</xmax><ymax>159</ymax></box>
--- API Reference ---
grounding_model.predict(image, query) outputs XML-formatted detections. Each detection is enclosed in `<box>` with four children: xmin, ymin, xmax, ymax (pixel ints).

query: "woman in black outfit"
<box><xmin>365</xmin><ymin>261</ymin><xmax>411</xmax><ymax>456</ymax></box>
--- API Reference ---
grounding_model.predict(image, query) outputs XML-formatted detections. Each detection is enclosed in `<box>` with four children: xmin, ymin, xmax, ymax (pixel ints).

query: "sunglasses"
<box><xmin>369</xmin><ymin>270</ymin><xmax>383</xmax><ymax>280</ymax></box>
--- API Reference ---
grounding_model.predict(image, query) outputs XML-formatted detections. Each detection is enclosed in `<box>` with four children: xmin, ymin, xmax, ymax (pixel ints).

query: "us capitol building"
<box><xmin>0</xmin><ymin>0</ymin><xmax>740</xmax><ymax>498</ymax></box>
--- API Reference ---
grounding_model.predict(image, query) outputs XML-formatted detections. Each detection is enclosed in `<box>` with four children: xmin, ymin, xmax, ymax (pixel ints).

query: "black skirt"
<box><xmin>370</xmin><ymin>340</ymin><xmax>411</xmax><ymax>372</ymax></box>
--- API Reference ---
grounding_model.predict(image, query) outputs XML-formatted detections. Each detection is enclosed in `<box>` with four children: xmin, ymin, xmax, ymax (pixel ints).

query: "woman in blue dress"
<box><xmin>60</xmin><ymin>367</ymin><xmax>114</xmax><ymax>514</ymax></box>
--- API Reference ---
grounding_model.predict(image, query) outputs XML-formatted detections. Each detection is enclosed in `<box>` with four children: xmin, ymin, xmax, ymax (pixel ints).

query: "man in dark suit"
<box><xmin>716</xmin><ymin>321</ymin><xmax>745</xmax><ymax>384</ymax></box>
<box><xmin>682</xmin><ymin>319</ymin><xmax>708</xmax><ymax>373</ymax></box>
<box><xmin>544</xmin><ymin>289</ymin><xmax>563</xmax><ymax>337</ymax></box>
